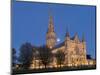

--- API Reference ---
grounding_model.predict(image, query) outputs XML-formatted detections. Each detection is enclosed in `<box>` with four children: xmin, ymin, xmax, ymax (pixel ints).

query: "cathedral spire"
<box><xmin>49</xmin><ymin>12</ymin><xmax>53</xmax><ymax>24</ymax></box>
<box><xmin>46</xmin><ymin>11</ymin><xmax>56</xmax><ymax>49</ymax></box>
<box><xmin>74</xmin><ymin>32</ymin><xmax>80</xmax><ymax>43</ymax></box>
<box><xmin>74</xmin><ymin>32</ymin><xmax>78</xmax><ymax>39</ymax></box>
<box><xmin>65</xmin><ymin>26</ymin><xmax>70</xmax><ymax>37</ymax></box>
<box><xmin>82</xmin><ymin>33</ymin><xmax>85</xmax><ymax>42</ymax></box>
<box><xmin>47</xmin><ymin>11</ymin><xmax>54</xmax><ymax>32</ymax></box>
<box><xmin>65</xmin><ymin>26</ymin><xmax>70</xmax><ymax>41</ymax></box>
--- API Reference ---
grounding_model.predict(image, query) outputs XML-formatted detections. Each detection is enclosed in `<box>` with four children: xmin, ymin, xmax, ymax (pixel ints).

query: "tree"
<box><xmin>39</xmin><ymin>45</ymin><xmax>52</xmax><ymax>68</ymax></box>
<box><xmin>18</xmin><ymin>42</ymin><xmax>33</xmax><ymax>69</ymax></box>
<box><xmin>12</xmin><ymin>48</ymin><xmax>17</xmax><ymax>67</ymax></box>
<box><xmin>56</xmin><ymin>51</ymin><xmax>65</xmax><ymax>68</ymax></box>
<box><xmin>32</xmin><ymin>46</ymin><xmax>39</xmax><ymax>69</ymax></box>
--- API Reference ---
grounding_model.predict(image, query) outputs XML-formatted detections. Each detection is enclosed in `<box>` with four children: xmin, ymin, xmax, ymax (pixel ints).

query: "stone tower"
<box><xmin>81</xmin><ymin>34</ymin><xmax>87</xmax><ymax>62</ymax></box>
<box><xmin>46</xmin><ymin>14</ymin><xmax>56</xmax><ymax>49</ymax></box>
<box><xmin>74</xmin><ymin>32</ymin><xmax>80</xmax><ymax>43</ymax></box>
<box><xmin>64</xmin><ymin>30</ymin><xmax>72</xmax><ymax>66</ymax></box>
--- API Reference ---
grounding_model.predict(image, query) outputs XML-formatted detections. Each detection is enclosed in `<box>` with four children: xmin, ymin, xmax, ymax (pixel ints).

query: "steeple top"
<box><xmin>65</xmin><ymin>26</ymin><xmax>70</xmax><ymax>42</ymax></box>
<box><xmin>82</xmin><ymin>33</ymin><xmax>85</xmax><ymax>42</ymax></box>
<box><xmin>49</xmin><ymin>15</ymin><xmax>53</xmax><ymax>25</ymax></box>
<box><xmin>74</xmin><ymin>32</ymin><xmax>78</xmax><ymax>37</ymax></box>
<box><xmin>46</xmin><ymin>11</ymin><xmax>57</xmax><ymax>49</ymax></box>
<box><xmin>66</xmin><ymin>32</ymin><xmax>70</xmax><ymax>37</ymax></box>
<box><xmin>47</xmin><ymin>11</ymin><xmax>54</xmax><ymax>32</ymax></box>
<box><xmin>65</xmin><ymin>26</ymin><xmax>70</xmax><ymax>37</ymax></box>
<box><xmin>49</xmin><ymin>10</ymin><xmax>53</xmax><ymax>25</ymax></box>
<box><xmin>74</xmin><ymin>32</ymin><xmax>80</xmax><ymax>43</ymax></box>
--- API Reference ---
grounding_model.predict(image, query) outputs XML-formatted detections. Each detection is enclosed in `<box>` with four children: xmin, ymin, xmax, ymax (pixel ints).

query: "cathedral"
<box><xmin>30</xmin><ymin>14</ymin><xmax>95</xmax><ymax>69</ymax></box>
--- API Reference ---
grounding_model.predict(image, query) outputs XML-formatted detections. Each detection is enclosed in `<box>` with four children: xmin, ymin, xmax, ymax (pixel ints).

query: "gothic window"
<box><xmin>75</xmin><ymin>45</ymin><xmax>79</xmax><ymax>55</ymax></box>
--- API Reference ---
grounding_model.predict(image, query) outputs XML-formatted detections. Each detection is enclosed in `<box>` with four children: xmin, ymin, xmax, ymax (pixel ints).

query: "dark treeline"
<box><xmin>12</xmin><ymin>42</ymin><xmax>94</xmax><ymax>70</ymax></box>
<box><xmin>12</xmin><ymin>42</ymin><xmax>66</xmax><ymax>70</ymax></box>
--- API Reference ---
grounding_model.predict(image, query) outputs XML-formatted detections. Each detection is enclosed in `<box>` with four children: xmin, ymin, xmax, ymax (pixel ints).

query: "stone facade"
<box><xmin>46</xmin><ymin>14</ymin><xmax>88</xmax><ymax>67</ymax></box>
<box><xmin>30</xmin><ymin>14</ymin><xmax>95</xmax><ymax>69</ymax></box>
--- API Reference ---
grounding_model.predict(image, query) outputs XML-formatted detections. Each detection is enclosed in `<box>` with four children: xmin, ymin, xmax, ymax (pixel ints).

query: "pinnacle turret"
<box><xmin>46</xmin><ymin>13</ymin><xmax>57</xmax><ymax>49</ymax></box>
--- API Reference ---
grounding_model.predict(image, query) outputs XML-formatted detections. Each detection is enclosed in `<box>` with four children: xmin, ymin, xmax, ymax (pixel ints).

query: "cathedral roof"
<box><xmin>52</xmin><ymin>41</ymin><xmax>65</xmax><ymax>50</ymax></box>
<box><xmin>71</xmin><ymin>33</ymin><xmax>80</xmax><ymax>42</ymax></box>
<box><xmin>71</xmin><ymin>36</ymin><xmax>75</xmax><ymax>40</ymax></box>
<box><xmin>65</xmin><ymin>32</ymin><xmax>70</xmax><ymax>37</ymax></box>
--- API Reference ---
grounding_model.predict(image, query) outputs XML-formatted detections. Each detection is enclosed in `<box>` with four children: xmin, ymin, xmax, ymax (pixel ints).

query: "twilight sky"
<box><xmin>12</xmin><ymin>1</ymin><xmax>96</xmax><ymax>58</ymax></box>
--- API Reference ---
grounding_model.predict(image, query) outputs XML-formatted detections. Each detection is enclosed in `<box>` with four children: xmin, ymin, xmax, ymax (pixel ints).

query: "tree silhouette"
<box><xmin>32</xmin><ymin>46</ymin><xmax>39</xmax><ymax>69</ymax></box>
<box><xmin>12</xmin><ymin>48</ymin><xmax>17</xmax><ymax>67</ymax></box>
<box><xmin>18</xmin><ymin>42</ymin><xmax>33</xmax><ymax>69</ymax></box>
<box><xmin>56</xmin><ymin>51</ymin><xmax>65</xmax><ymax>68</ymax></box>
<box><xmin>39</xmin><ymin>45</ymin><xmax>52</xmax><ymax>68</ymax></box>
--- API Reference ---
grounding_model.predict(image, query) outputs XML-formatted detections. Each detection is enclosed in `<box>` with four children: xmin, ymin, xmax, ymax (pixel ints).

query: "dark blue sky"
<box><xmin>12</xmin><ymin>1</ymin><xmax>96</xmax><ymax>58</ymax></box>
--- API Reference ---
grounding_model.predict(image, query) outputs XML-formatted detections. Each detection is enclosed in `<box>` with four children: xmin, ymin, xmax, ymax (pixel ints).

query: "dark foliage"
<box><xmin>18</xmin><ymin>42</ymin><xmax>33</xmax><ymax>69</ymax></box>
<box><xmin>39</xmin><ymin>46</ymin><xmax>52</xmax><ymax>68</ymax></box>
<box><xmin>56</xmin><ymin>51</ymin><xmax>65</xmax><ymax>67</ymax></box>
<box><xmin>12</xmin><ymin>48</ymin><xmax>17</xmax><ymax>67</ymax></box>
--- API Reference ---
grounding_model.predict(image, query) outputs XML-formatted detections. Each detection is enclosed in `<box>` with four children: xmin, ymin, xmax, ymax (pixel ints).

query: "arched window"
<box><xmin>75</xmin><ymin>45</ymin><xmax>79</xmax><ymax>55</ymax></box>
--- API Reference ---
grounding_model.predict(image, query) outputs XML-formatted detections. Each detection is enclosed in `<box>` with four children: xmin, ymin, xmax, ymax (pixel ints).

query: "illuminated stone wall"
<box><xmin>30</xmin><ymin>14</ymin><xmax>95</xmax><ymax>69</ymax></box>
